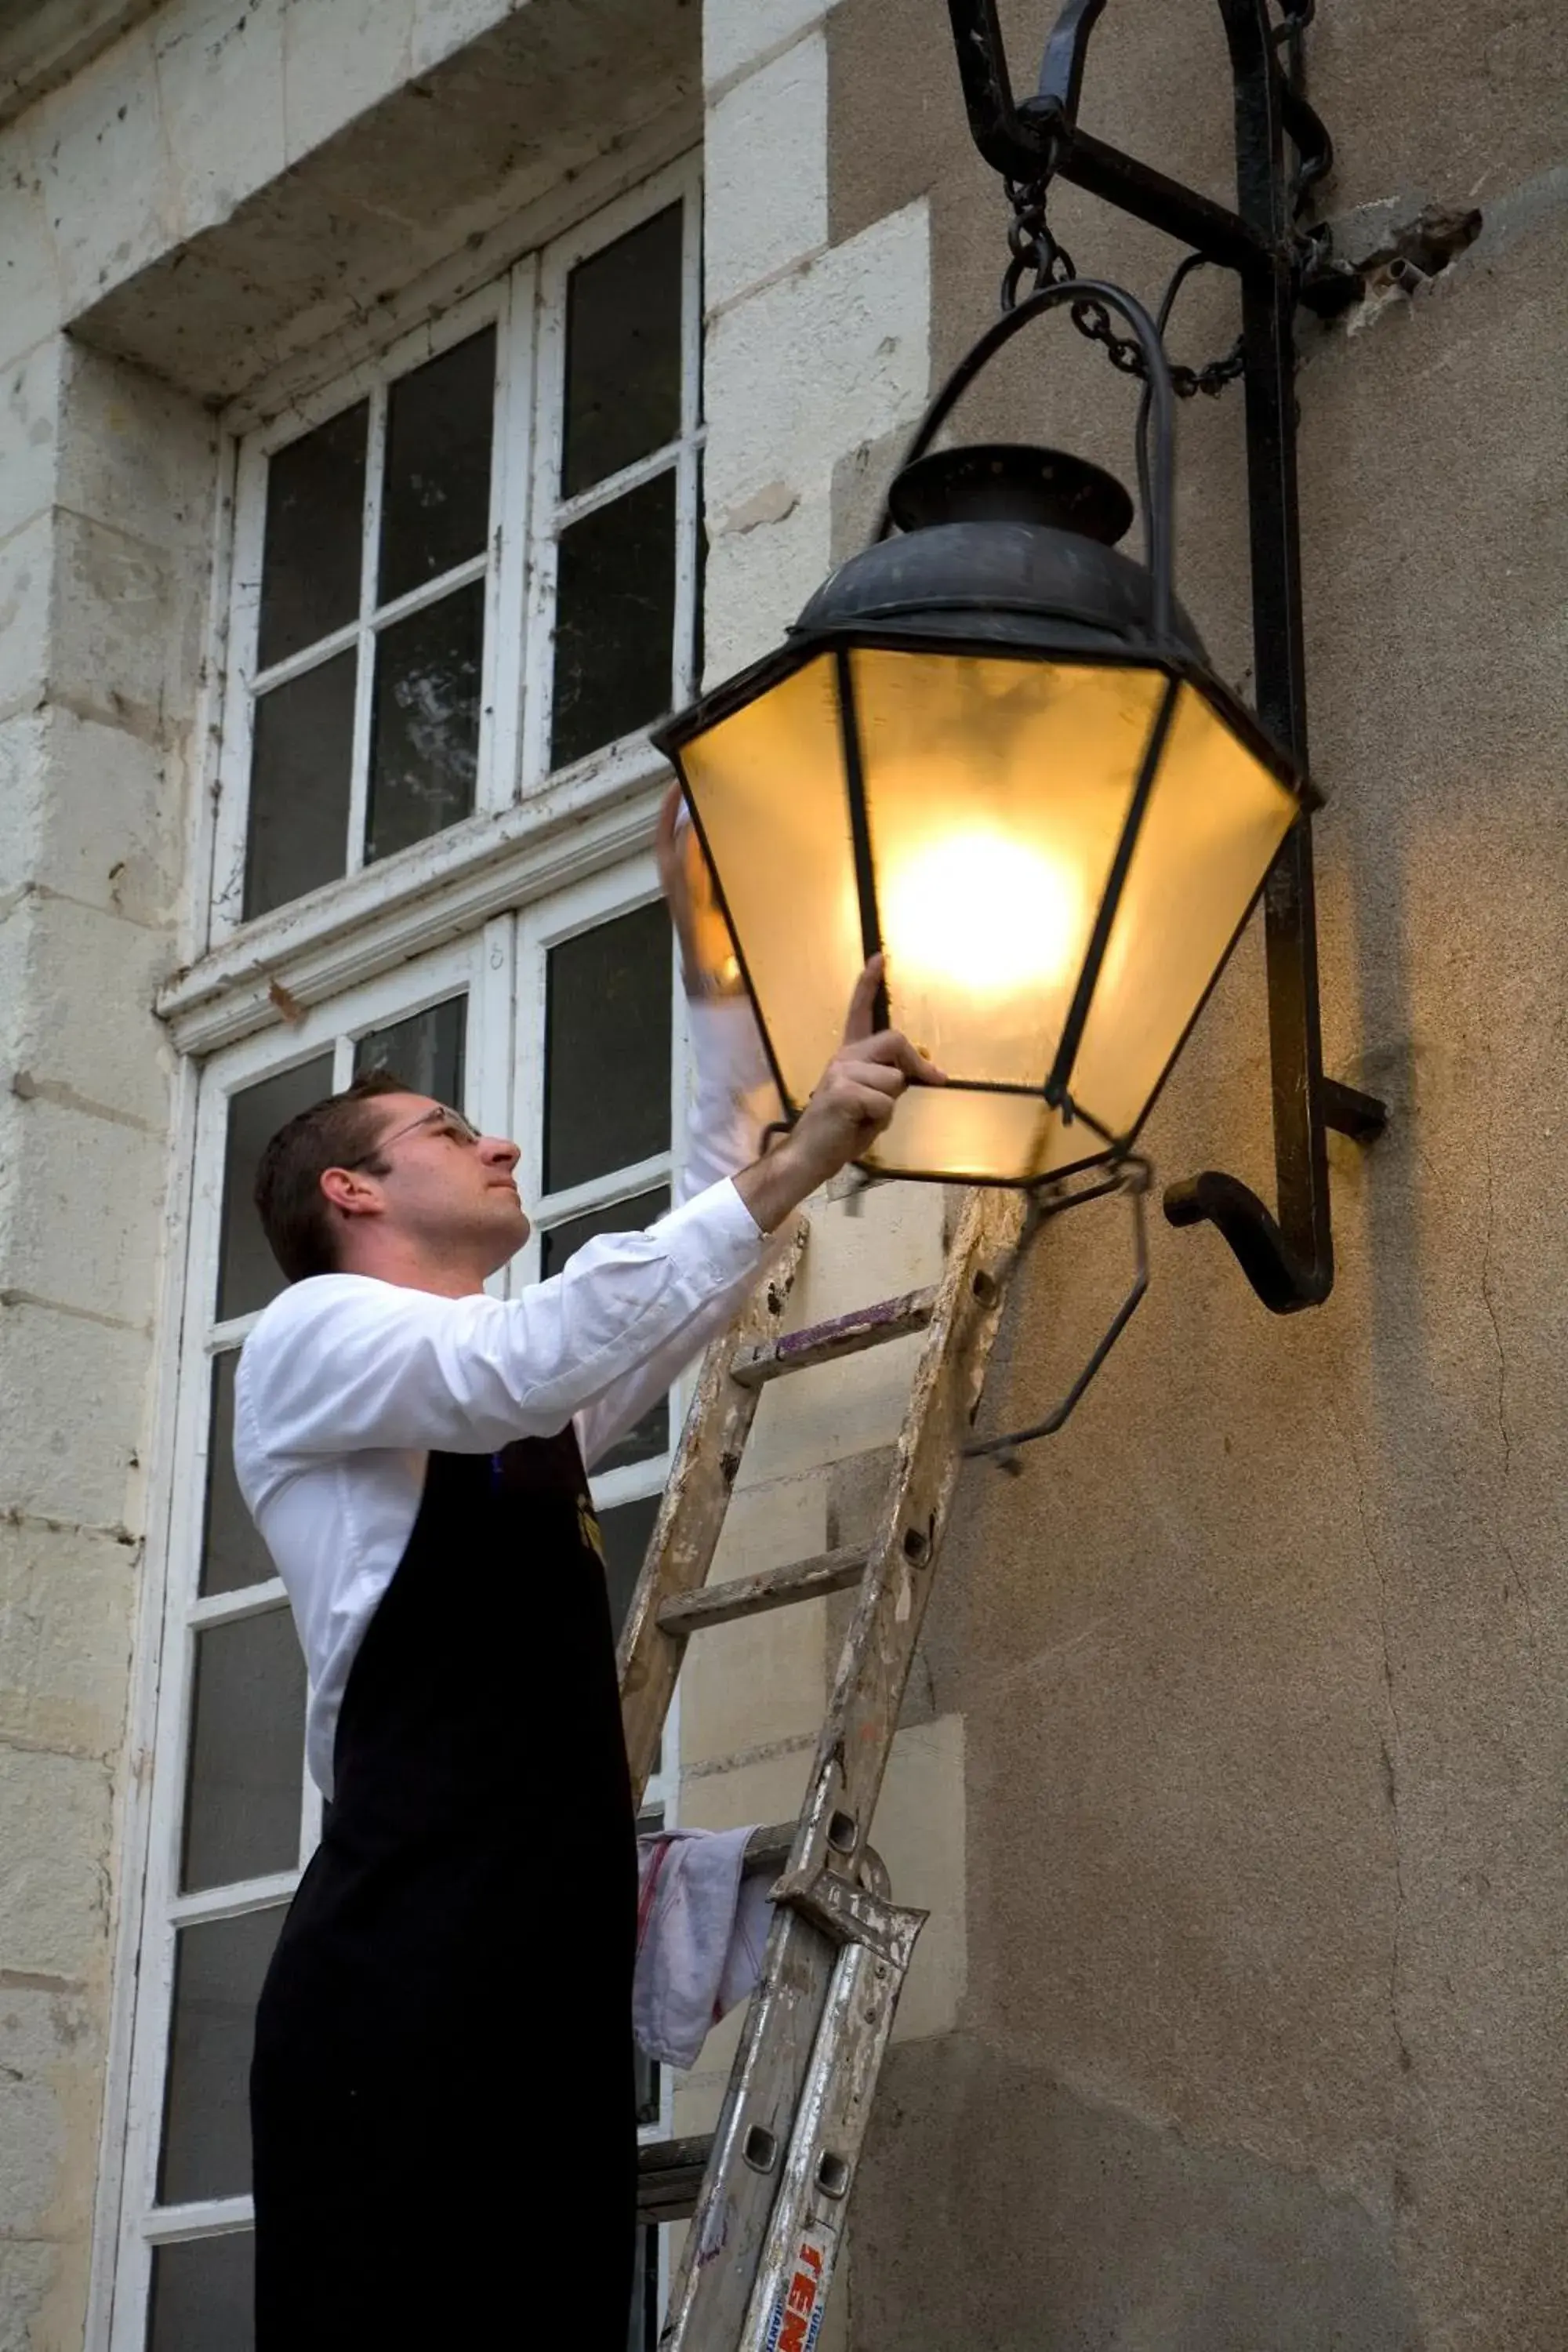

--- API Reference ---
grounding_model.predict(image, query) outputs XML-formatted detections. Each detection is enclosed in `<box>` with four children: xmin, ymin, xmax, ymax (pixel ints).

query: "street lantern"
<box><xmin>655</xmin><ymin>281</ymin><xmax>1307</xmax><ymax>1188</ymax></box>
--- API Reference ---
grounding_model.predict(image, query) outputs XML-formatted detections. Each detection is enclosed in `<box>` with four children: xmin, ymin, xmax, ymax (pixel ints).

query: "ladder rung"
<box><xmin>655</xmin><ymin>1547</ymin><xmax>866</xmax><ymax>1636</ymax></box>
<box><xmin>730</xmin><ymin>1286</ymin><xmax>938</xmax><ymax>1388</ymax></box>
<box><xmin>637</xmin><ymin>2132</ymin><xmax>714</xmax><ymax>2225</ymax></box>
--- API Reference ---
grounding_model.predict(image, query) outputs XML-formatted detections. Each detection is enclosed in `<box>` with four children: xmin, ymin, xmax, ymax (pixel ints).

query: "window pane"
<box><xmin>563</xmin><ymin>202</ymin><xmax>684</xmax><ymax>496</ymax></box>
<box><xmin>551</xmin><ymin>471</ymin><xmax>676</xmax><ymax>771</ymax></box>
<box><xmin>148</xmin><ymin>2232</ymin><xmax>255</xmax><ymax>2352</ymax></box>
<box><xmin>379</xmin><ymin>327</ymin><xmax>496</xmax><ymax>605</ymax></box>
<box><xmin>366</xmin><ymin>582</ymin><xmax>483</xmax><ymax>864</ymax></box>
<box><xmin>601</xmin><ymin>1492</ymin><xmax>659</xmax><ymax>1642</ymax></box>
<box><xmin>243</xmin><ymin>649</ymin><xmax>357</xmax><ymax>920</ymax></box>
<box><xmin>256</xmin><ymin>400</ymin><xmax>367</xmax><ymax>672</ymax></box>
<box><xmin>354</xmin><ymin>993</ymin><xmax>467</xmax><ymax>1105</ymax></box>
<box><xmin>180</xmin><ymin>1607</ymin><xmax>307</xmax><ymax>1894</ymax></box>
<box><xmin>217</xmin><ymin>1055</ymin><xmax>335</xmax><ymax>1323</ymax></box>
<box><xmin>630</xmin><ymin>2224</ymin><xmax>659</xmax><ymax>2350</ymax></box>
<box><xmin>201</xmin><ymin>1352</ymin><xmax>273</xmax><ymax>1597</ymax></box>
<box><xmin>633</xmin><ymin>1799</ymin><xmax>666</xmax><ymax>2138</ymax></box>
<box><xmin>541</xmin><ymin>1189</ymin><xmax>669</xmax><ymax>1470</ymax></box>
<box><xmin>544</xmin><ymin>905</ymin><xmax>671</xmax><ymax>1193</ymax></box>
<box><xmin>158</xmin><ymin>1906</ymin><xmax>285</xmax><ymax>2205</ymax></box>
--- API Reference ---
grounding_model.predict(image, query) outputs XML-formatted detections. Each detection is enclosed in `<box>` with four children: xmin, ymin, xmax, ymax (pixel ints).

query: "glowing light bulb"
<box><xmin>880</xmin><ymin>826</ymin><xmax>1086</xmax><ymax>1003</ymax></box>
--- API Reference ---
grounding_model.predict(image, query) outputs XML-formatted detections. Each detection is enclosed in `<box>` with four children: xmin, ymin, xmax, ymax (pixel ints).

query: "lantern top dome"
<box><xmin>790</xmin><ymin>438</ymin><xmax>1207</xmax><ymax>665</ymax></box>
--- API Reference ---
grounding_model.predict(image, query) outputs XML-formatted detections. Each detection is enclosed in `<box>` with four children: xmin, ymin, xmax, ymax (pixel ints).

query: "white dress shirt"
<box><xmin>235</xmin><ymin>999</ymin><xmax>779</xmax><ymax>1798</ymax></box>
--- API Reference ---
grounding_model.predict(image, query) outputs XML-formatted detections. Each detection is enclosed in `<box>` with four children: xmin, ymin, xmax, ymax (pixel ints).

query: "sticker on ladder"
<box><xmin>764</xmin><ymin>2222</ymin><xmax>837</xmax><ymax>2352</ymax></box>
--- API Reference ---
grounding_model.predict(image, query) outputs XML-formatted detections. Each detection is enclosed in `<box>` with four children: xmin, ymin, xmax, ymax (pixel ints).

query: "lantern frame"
<box><xmin>661</xmin><ymin>0</ymin><xmax>1388</xmax><ymax>1313</ymax></box>
<box><xmin>659</xmin><ymin>279</ymin><xmax>1316</xmax><ymax>1192</ymax></box>
<box><xmin>931</xmin><ymin>0</ymin><xmax>1387</xmax><ymax>1311</ymax></box>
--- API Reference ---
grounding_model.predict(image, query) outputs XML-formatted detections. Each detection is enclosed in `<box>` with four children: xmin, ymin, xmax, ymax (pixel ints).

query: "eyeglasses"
<box><xmin>344</xmin><ymin>1105</ymin><xmax>482</xmax><ymax>1169</ymax></box>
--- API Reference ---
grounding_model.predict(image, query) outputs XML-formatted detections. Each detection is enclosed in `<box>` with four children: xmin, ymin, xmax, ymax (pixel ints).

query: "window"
<box><xmin>211</xmin><ymin>165</ymin><xmax>702</xmax><ymax>941</ymax></box>
<box><xmin>110</xmin><ymin>160</ymin><xmax>706</xmax><ymax>2351</ymax></box>
<box><xmin>111</xmin><ymin>867</ymin><xmax>690</xmax><ymax>2347</ymax></box>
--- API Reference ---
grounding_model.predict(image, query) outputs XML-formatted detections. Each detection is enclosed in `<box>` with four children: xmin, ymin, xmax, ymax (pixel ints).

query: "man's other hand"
<box><xmin>658</xmin><ymin>782</ymin><xmax>741</xmax><ymax>998</ymax></box>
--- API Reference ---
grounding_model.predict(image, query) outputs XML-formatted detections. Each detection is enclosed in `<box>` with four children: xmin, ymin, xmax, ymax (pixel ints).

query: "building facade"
<box><xmin>0</xmin><ymin>0</ymin><xmax>1563</xmax><ymax>2346</ymax></box>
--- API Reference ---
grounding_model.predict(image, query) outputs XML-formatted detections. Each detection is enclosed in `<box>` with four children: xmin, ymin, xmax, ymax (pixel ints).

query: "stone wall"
<box><xmin>813</xmin><ymin>1</ymin><xmax>1567</xmax><ymax>2344</ymax></box>
<box><xmin>0</xmin><ymin>4</ymin><xmax>699</xmax><ymax>2341</ymax></box>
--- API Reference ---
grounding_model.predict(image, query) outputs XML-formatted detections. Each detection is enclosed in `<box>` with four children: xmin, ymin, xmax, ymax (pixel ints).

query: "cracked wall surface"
<box><xmin>813</xmin><ymin>0</ymin><xmax>1568</xmax><ymax>2345</ymax></box>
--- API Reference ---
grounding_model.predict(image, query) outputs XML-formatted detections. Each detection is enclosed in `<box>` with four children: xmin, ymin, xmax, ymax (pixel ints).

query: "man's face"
<box><xmin>336</xmin><ymin>1094</ymin><xmax>531</xmax><ymax>1274</ymax></box>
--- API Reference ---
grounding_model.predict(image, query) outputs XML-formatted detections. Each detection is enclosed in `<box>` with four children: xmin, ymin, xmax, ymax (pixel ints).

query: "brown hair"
<box><xmin>253</xmin><ymin>1068</ymin><xmax>412</xmax><ymax>1285</ymax></box>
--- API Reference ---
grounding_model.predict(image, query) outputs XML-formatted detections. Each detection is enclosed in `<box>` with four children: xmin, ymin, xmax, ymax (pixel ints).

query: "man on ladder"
<box><xmin>234</xmin><ymin>788</ymin><xmax>942</xmax><ymax>2350</ymax></box>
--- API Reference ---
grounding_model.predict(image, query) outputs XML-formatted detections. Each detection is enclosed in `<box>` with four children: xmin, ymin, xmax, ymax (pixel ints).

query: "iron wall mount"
<box><xmin>945</xmin><ymin>0</ymin><xmax>1385</xmax><ymax>1312</ymax></box>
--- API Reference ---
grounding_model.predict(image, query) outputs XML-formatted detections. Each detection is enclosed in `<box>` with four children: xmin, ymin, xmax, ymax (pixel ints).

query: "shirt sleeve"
<box><xmin>237</xmin><ymin>1178</ymin><xmax>770</xmax><ymax>1469</ymax></box>
<box><xmin>572</xmin><ymin>994</ymin><xmax>786</xmax><ymax>1468</ymax></box>
<box><xmin>678</xmin><ymin>996</ymin><xmax>780</xmax><ymax>1206</ymax></box>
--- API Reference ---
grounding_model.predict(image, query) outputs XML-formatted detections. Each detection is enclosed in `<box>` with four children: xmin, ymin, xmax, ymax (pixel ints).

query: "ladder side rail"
<box><xmin>619</xmin><ymin>1219</ymin><xmax>808</xmax><ymax>1802</ymax></box>
<box><xmin>662</xmin><ymin>1188</ymin><xmax>1027</xmax><ymax>2349</ymax></box>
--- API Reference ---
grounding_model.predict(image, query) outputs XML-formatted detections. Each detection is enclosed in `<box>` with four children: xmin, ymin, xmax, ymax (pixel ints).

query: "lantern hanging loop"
<box><xmin>874</xmin><ymin>275</ymin><xmax>1177</xmax><ymax>647</ymax></box>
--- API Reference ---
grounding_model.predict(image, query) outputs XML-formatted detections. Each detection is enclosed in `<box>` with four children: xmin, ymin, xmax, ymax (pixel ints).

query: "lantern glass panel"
<box><xmin>1069</xmin><ymin>680</ymin><xmax>1298</xmax><ymax>1141</ymax></box>
<box><xmin>851</xmin><ymin>648</ymin><xmax>1166</xmax><ymax>1085</ymax></box>
<box><xmin>679</xmin><ymin>653</ymin><xmax>861</xmax><ymax>1109</ymax></box>
<box><xmin>859</xmin><ymin>1080</ymin><xmax>1069</xmax><ymax>1185</ymax></box>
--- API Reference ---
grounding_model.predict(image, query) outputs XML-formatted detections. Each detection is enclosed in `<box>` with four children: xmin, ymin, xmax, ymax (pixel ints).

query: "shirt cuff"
<box><xmin>653</xmin><ymin>1174</ymin><xmax>770</xmax><ymax>1264</ymax></box>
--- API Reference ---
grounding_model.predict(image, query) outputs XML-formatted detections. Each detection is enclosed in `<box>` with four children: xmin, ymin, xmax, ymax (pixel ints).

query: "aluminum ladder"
<box><xmin>619</xmin><ymin>1185</ymin><xmax>1029</xmax><ymax>2350</ymax></box>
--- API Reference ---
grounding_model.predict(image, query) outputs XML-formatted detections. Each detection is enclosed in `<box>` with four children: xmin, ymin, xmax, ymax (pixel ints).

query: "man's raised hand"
<box><xmin>733</xmin><ymin>956</ymin><xmax>946</xmax><ymax>1232</ymax></box>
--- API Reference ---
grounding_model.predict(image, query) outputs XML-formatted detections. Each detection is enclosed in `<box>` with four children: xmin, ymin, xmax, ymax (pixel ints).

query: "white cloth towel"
<box><xmin>633</xmin><ymin>1825</ymin><xmax>773</xmax><ymax>2070</ymax></box>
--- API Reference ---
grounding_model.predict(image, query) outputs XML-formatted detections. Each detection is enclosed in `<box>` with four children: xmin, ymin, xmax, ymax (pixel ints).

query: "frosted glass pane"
<box><xmin>1073</xmin><ymin>681</ymin><xmax>1297</xmax><ymax>1140</ymax></box>
<box><xmin>679</xmin><ymin>655</ymin><xmax>862</xmax><ymax>1112</ymax></box>
<box><xmin>859</xmin><ymin>1081</ymin><xmax>1076</xmax><ymax>1185</ymax></box>
<box><xmin>852</xmin><ymin>649</ymin><xmax>1164</xmax><ymax>1091</ymax></box>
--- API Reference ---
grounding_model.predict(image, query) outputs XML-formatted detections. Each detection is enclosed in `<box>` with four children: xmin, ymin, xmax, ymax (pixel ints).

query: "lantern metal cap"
<box><xmin>790</xmin><ymin>438</ymin><xmax>1207</xmax><ymax>665</ymax></box>
<box><xmin>887</xmin><ymin>443</ymin><xmax>1133</xmax><ymax>539</ymax></box>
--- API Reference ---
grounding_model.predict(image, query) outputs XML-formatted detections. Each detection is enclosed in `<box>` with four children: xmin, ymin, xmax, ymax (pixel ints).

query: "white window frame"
<box><xmin>107</xmin><ymin>930</ymin><xmax>511</xmax><ymax>2347</ymax></box>
<box><xmin>200</xmin><ymin>149</ymin><xmax>702</xmax><ymax>973</ymax></box>
<box><xmin>100</xmin><ymin>152</ymin><xmax>711</xmax><ymax>2352</ymax></box>
<box><xmin>521</xmin><ymin>169</ymin><xmax>706</xmax><ymax>802</ymax></box>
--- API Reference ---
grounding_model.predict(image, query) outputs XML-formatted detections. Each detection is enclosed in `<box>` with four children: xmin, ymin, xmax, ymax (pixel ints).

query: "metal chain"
<box><xmin>1000</xmin><ymin>177</ymin><xmax>1245</xmax><ymax>398</ymax></box>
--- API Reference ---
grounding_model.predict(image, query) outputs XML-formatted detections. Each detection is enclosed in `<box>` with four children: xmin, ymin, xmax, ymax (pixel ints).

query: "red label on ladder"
<box><xmin>763</xmin><ymin>2223</ymin><xmax>836</xmax><ymax>2352</ymax></box>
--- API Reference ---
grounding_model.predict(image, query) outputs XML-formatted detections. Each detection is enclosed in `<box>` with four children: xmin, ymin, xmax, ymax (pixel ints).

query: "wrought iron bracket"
<box><xmin>946</xmin><ymin>0</ymin><xmax>1385</xmax><ymax>1315</ymax></box>
<box><xmin>964</xmin><ymin>1159</ymin><xmax>1151</xmax><ymax>1462</ymax></box>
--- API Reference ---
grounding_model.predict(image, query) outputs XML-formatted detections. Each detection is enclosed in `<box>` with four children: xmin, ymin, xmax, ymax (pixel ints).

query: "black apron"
<box><xmin>250</xmin><ymin>1430</ymin><xmax>637</xmax><ymax>2348</ymax></box>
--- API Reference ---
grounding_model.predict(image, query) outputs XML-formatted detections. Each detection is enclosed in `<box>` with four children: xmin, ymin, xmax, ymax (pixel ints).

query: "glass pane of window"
<box><xmin>201</xmin><ymin>1352</ymin><xmax>274</xmax><ymax>1598</ymax></box>
<box><xmin>539</xmin><ymin>1186</ymin><xmax>668</xmax><ymax>1278</ymax></box>
<box><xmin>633</xmin><ymin>1800</ymin><xmax>666</xmax><ymax>2138</ymax></box>
<box><xmin>365</xmin><ymin>582</ymin><xmax>483</xmax><ymax>865</ymax></box>
<box><xmin>158</xmin><ymin>1905</ymin><xmax>285</xmax><ymax>2205</ymax></box>
<box><xmin>544</xmin><ymin>906</ymin><xmax>671</xmax><ymax>1194</ymax></box>
<box><xmin>601</xmin><ymin>1492</ymin><xmax>659</xmax><ymax>1642</ymax></box>
<box><xmin>354</xmin><ymin>993</ymin><xmax>467</xmax><ymax>1105</ymax></box>
<box><xmin>243</xmin><ymin>649</ymin><xmax>357</xmax><ymax>921</ymax></box>
<box><xmin>563</xmin><ymin>202</ymin><xmax>684</xmax><ymax>496</ymax></box>
<box><xmin>148</xmin><ymin>2232</ymin><xmax>255</xmax><ymax>2352</ymax></box>
<box><xmin>379</xmin><ymin>327</ymin><xmax>497</xmax><ymax>605</ymax></box>
<box><xmin>180</xmin><ymin>1606</ymin><xmax>307</xmax><ymax>1894</ymax></box>
<box><xmin>541</xmin><ymin>1189</ymin><xmax>670</xmax><ymax>1470</ymax></box>
<box><xmin>256</xmin><ymin>400</ymin><xmax>367</xmax><ymax>672</ymax></box>
<box><xmin>217</xmin><ymin>1055</ymin><xmax>336</xmax><ymax>1323</ymax></box>
<box><xmin>551</xmin><ymin>471</ymin><xmax>677</xmax><ymax>771</ymax></box>
<box><xmin>630</xmin><ymin>2223</ymin><xmax>659</xmax><ymax>2350</ymax></box>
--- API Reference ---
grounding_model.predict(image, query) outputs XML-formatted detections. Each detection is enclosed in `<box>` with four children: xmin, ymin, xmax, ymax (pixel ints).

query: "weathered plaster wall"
<box><xmin>811</xmin><ymin>1</ymin><xmax>1568</xmax><ymax>2345</ymax></box>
